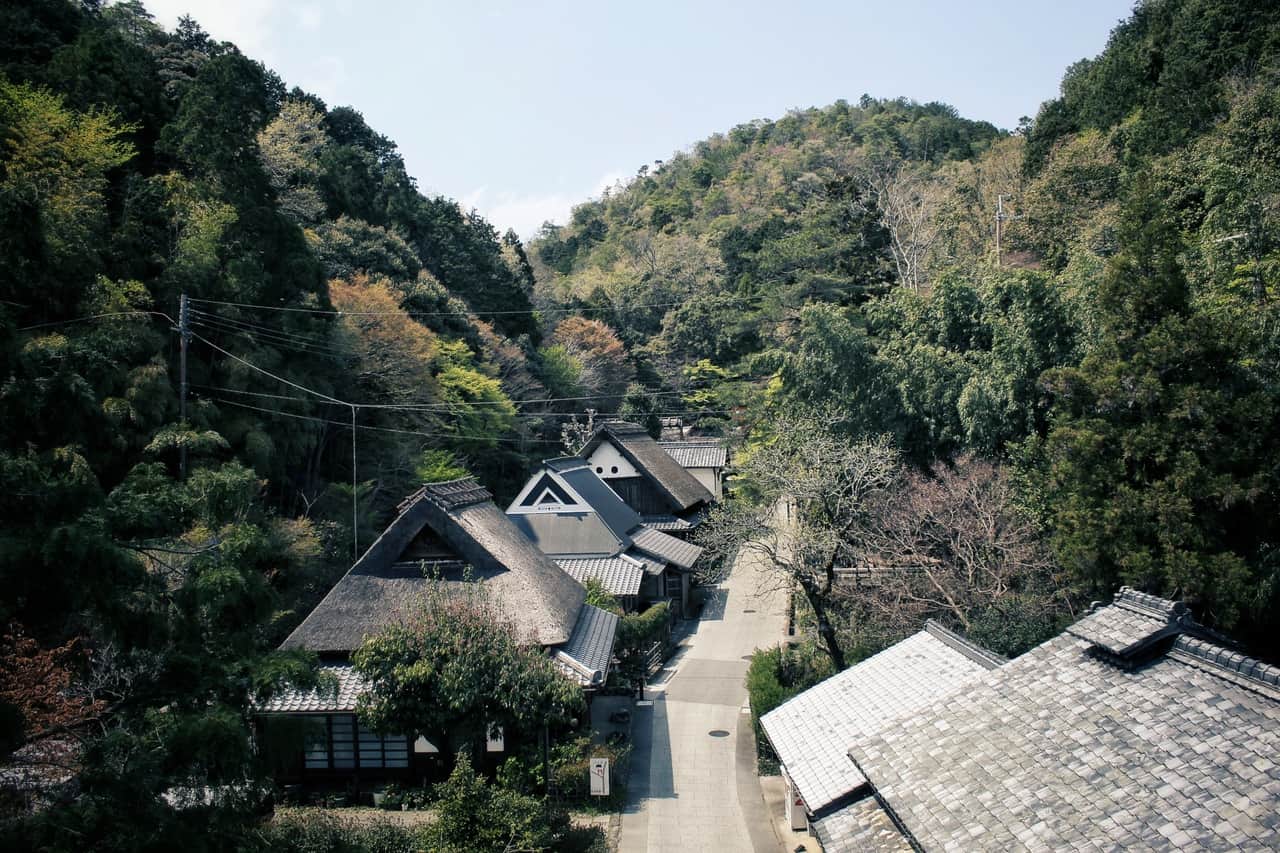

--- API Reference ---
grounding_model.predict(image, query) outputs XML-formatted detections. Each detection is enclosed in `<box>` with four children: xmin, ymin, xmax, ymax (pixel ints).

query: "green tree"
<box><xmin>1030</xmin><ymin>183</ymin><xmax>1280</xmax><ymax>648</ymax></box>
<box><xmin>424</xmin><ymin>752</ymin><xmax>564</xmax><ymax>853</ymax></box>
<box><xmin>352</xmin><ymin>580</ymin><xmax>584</xmax><ymax>763</ymax></box>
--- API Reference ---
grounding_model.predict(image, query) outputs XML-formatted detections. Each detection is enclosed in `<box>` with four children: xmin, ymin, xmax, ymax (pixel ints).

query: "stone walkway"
<box><xmin>619</xmin><ymin>514</ymin><xmax>789</xmax><ymax>853</ymax></box>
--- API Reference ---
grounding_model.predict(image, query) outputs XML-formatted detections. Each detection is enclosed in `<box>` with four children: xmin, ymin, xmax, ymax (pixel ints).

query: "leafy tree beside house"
<box><xmin>351</xmin><ymin>580</ymin><xmax>584</xmax><ymax>766</ymax></box>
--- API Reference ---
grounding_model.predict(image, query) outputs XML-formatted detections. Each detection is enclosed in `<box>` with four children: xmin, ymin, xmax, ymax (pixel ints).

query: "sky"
<box><xmin>137</xmin><ymin>0</ymin><xmax>1135</xmax><ymax>239</ymax></box>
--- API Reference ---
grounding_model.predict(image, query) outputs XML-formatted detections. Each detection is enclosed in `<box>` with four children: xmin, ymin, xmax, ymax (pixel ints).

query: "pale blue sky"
<box><xmin>139</xmin><ymin>0</ymin><xmax>1134</xmax><ymax>238</ymax></box>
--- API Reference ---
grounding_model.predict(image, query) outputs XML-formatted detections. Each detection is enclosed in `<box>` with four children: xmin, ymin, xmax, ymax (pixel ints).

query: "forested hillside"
<box><xmin>0</xmin><ymin>1</ymin><xmax>630</xmax><ymax>848</ymax></box>
<box><xmin>533</xmin><ymin>0</ymin><xmax>1280</xmax><ymax>660</ymax></box>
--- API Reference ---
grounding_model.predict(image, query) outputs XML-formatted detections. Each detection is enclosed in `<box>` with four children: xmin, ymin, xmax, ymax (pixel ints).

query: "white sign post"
<box><xmin>589</xmin><ymin>757</ymin><xmax>610</xmax><ymax>797</ymax></box>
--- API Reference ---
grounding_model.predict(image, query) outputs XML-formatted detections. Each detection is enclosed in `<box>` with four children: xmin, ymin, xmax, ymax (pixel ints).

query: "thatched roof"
<box><xmin>579</xmin><ymin>422</ymin><xmax>713</xmax><ymax>512</ymax></box>
<box><xmin>281</xmin><ymin>478</ymin><xmax>586</xmax><ymax>654</ymax></box>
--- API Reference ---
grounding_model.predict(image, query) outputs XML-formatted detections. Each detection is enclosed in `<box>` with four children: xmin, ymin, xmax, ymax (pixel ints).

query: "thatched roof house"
<box><xmin>282</xmin><ymin>478</ymin><xmax>588</xmax><ymax>652</ymax></box>
<box><xmin>577</xmin><ymin>421</ymin><xmax>713</xmax><ymax>523</ymax></box>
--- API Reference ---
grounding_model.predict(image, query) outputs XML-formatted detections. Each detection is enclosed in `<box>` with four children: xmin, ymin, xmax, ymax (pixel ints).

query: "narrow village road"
<box><xmin>619</xmin><ymin>506</ymin><xmax>789</xmax><ymax>853</ymax></box>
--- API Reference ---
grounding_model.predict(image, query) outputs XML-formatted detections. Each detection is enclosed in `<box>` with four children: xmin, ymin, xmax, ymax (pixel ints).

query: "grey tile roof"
<box><xmin>282</xmin><ymin>478</ymin><xmax>585</xmax><ymax>652</ymax></box>
<box><xmin>579</xmin><ymin>422</ymin><xmax>713</xmax><ymax>512</ymax></box>
<box><xmin>624</xmin><ymin>549</ymin><xmax>666</xmax><ymax>576</ymax></box>
<box><xmin>760</xmin><ymin>623</ymin><xmax>999</xmax><ymax>813</ymax></box>
<box><xmin>841</xmin><ymin>590</ymin><xmax>1280</xmax><ymax>852</ymax></box>
<box><xmin>556</xmin><ymin>557</ymin><xmax>644</xmax><ymax>597</ymax></box>
<box><xmin>812</xmin><ymin>796</ymin><xmax>912</xmax><ymax>853</ymax></box>
<box><xmin>1065</xmin><ymin>587</ymin><xmax>1190</xmax><ymax>658</ymax></box>
<box><xmin>507</xmin><ymin>459</ymin><xmax>650</xmax><ymax>559</ymax></box>
<box><xmin>630</xmin><ymin>525</ymin><xmax>703</xmax><ymax>570</ymax></box>
<box><xmin>553</xmin><ymin>459</ymin><xmax>644</xmax><ymax>538</ymax></box>
<box><xmin>553</xmin><ymin>604</ymin><xmax>619</xmax><ymax>687</ymax></box>
<box><xmin>659</xmin><ymin>439</ymin><xmax>727</xmax><ymax>469</ymax></box>
<box><xmin>639</xmin><ymin>515</ymin><xmax>694</xmax><ymax>532</ymax></box>
<box><xmin>256</xmin><ymin>663</ymin><xmax>366</xmax><ymax>714</ymax></box>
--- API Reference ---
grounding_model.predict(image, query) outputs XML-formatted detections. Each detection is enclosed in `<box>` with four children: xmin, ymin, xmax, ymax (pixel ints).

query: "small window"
<box><xmin>357</xmin><ymin>721</ymin><xmax>409</xmax><ymax>769</ymax></box>
<box><xmin>596</xmin><ymin>466</ymin><xmax>603</xmax><ymax>474</ymax></box>
<box><xmin>331</xmin><ymin>715</ymin><xmax>355</xmax><ymax>768</ymax></box>
<box><xmin>303</xmin><ymin>718</ymin><xmax>329</xmax><ymax>769</ymax></box>
<box><xmin>610</xmin><ymin>466</ymin><xmax>618</xmax><ymax>474</ymax></box>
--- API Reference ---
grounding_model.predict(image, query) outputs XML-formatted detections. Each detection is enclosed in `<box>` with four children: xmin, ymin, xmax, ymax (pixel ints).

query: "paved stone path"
<box><xmin>619</xmin><ymin>512</ymin><xmax>789</xmax><ymax>853</ymax></box>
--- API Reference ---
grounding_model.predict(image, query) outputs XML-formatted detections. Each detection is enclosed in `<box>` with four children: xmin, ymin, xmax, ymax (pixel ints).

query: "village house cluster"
<box><xmin>251</xmin><ymin>420</ymin><xmax>1280</xmax><ymax>850</ymax></box>
<box><xmin>255</xmin><ymin>420</ymin><xmax>725</xmax><ymax>782</ymax></box>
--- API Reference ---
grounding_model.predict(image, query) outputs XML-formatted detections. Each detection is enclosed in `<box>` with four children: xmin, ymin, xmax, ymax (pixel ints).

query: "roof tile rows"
<box><xmin>820</xmin><ymin>588</ymin><xmax>1280</xmax><ymax>851</ymax></box>
<box><xmin>556</xmin><ymin>557</ymin><xmax>644</xmax><ymax>597</ymax></box>
<box><xmin>639</xmin><ymin>515</ymin><xmax>694</xmax><ymax>532</ymax></box>
<box><xmin>760</xmin><ymin>622</ymin><xmax>999</xmax><ymax>814</ymax></box>
<box><xmin>257</xmin><ymin>663</ymin><xmax>366</xmax><ymax>714</ymax></box>
<box><xmin>659</xmin><ymin>439</ymin><xmax>728</xmax><ymax>469</ymax></box>
<box><xmin>812</xmin><ymin>797</ymin><xmax>912</xmax><ymax>853</ymax></box>
<box><xmin>629</xmin><ymin>525</ymin><xmax>703</xmax><ymax>570</ymax></box>
<box><xmin>553</xmin><ymin>604</ymin><xmax>619</xmax><ymax>687</ymax></box>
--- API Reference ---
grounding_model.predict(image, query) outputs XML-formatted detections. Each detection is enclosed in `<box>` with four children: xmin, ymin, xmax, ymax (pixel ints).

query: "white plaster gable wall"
<box><xmin>507</xmin><ymin>469</ymin><xmax>587</xmax><ymax>515</ymax></box>
<box><xmin>688</xmin><ymin>467</ymin><xmax>721</xmax><ymax>499</ymax></box>
<box><xmin>587</xmin><ymin>441</ymin><xmax>637</xmax><ymax>479</ymax></box>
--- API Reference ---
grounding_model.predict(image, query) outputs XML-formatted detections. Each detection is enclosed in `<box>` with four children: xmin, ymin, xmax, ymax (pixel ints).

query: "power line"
<box><xmin>194</xmin><ymin>385</ymin><xmax>737</xmax><ymax>419</ymax></box>
<box><xmin>195</xmin><ymin>382</ymin><xmax>728</xmax><ymax>411</ymax></box>
<box><xmin>188</xmin><ymin>330</ymin><xmax>349</xmax><ymax>406</ymax></box>
<box><xmin>17</xmin><ymin>310</ymin><xmax>176</xmax><ymax>332</ymax></box>
<box><xmin>189</xmin><ymin>314</ymin><xmax>353</xmax><ymax>361</ymax></box>
<box><xmin>187</xmin><ymin>292</ymin><xmax>769</xmax><ymax>318</ymax></box>
<box><xmin>188</xmin><ymin>307</ymin><xmax>337</xmax><ymax>346</ymax></box>
<box><xmin>212</xmin><ymin>397</ymin><xmax>563</xmax><ymax>444</ymax></box>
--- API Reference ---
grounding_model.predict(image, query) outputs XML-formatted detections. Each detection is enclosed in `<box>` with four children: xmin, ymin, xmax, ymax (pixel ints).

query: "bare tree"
<box><xmin>848</xmin><ymin>456</ymin><xmax>1072</xmax><ymax>653</ymax></box>
<box><xmin>698</xmin><ymin>416</ymin><xmax>1069</xmax><ymax>667</ymax></box>
<box><xmin>862</xmin><ymin>159</ymin><xmax>944</xmax><ymax>293</ymax></box>
<box><xmin>696</xmin><ymin>410</ymin><xmax>899</xmax><ymax>670</ymax></box>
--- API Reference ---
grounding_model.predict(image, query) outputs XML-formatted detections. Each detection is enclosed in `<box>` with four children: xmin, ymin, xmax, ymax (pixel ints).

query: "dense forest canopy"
<box><xmin>0</xmin><ymin>0</ymin><xmax>1278</xmax><ymax>849</ymax></box>
<box><xmin>530</xmin><ymin>0</ymin><xmax>1280</xmax><ymax>661</ymax></box>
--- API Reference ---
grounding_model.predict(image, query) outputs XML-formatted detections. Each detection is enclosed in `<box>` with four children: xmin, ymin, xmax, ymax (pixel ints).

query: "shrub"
<box><xmin>423</xmin><ymin>752</ymin><xmax>567</xmax><ymax>853</ymax></box>
<box><xmin>745</xmin><ymin>643</ymin><xmax>834</xmax><ymax>774</ymax></box>
<box><xmin>257</xmin><ymin>811</ymin><xmax>416</xmax><ymax>853</ymax></box>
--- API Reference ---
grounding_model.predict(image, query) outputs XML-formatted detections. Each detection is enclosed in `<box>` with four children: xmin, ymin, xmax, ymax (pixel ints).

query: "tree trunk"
<box><xmin>800</xmin><ymin>579</ymin><xmax>846</xmax><ymax>671</ymax></box>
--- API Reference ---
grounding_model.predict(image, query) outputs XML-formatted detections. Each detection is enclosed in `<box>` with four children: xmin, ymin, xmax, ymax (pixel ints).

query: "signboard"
<box><xmin>589</xmin><ymin>757</ymin><xmax>610</xmax><ymax>797</ymax></box>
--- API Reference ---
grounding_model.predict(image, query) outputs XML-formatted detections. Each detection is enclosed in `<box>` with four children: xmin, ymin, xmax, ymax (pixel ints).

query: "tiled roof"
<box><xmin>760</xmin><ymin>623</ymin><xmax>1000</xmax><ymax>813</ymax></box>
<box><xmin>630</xmin><ymin>525</ymin><xmax>703</xmax><ymax>570</ymax></box>
<box><xmin>553</xmin><ymin>605</ymin><xmax>619</xmax><ymax>687</ymax></box>
<box><xmin>624</xmin><ymin>549</ymin><xmax>666</xmax><ymax>576</ymax></box>
<box><xmin>839</xmin><ymin>589</ymin><xmax>1280</xmax><ymax>851</ymax></box>
<box><xmin>639</xmin><ymin>515</ymin><xmax>694</xmax><ymax>532</ymax></box>
<box><xmin>579</xmin><ymin>422</ymin><xmax>713</xmax><ymax>512</ymax></box>
<box><xmin>812</xmin><ymin>797</ymin><xmax>912</xmax><ymax>853</ymax></box>
<box><xmin>556</xmin><ymin>557</ymin><xmax>644</xmax><ymax>597</ymax></box>
<box><xmin>659</xmin><ymin>440</ymin><xmax>727</xmax><ymax>469</ymax></box>
<box><xmin>1066</xmin><ymin>587</ymin><xmax>1189</xmax><ymax>659</ymax></box>
<box><xmin>256</xmin><ymin>663</ymin><xmax>366</xmax><ymax>714</ymax></box>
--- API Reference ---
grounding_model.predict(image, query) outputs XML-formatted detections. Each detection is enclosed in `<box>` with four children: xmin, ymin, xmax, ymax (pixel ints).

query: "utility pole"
<box><xmin>995</xmin><ymin>195</ymin><xmax>1024</xmax><ymax>268</ymax></box>
<box><xmin>178</xmin><ymin>293</ymin><xmax>190</xmax><ymax>480</ymax></box>
<box><xmin>351</xmin><ymin>405</ymin><xmax>359</xmax><ymax>560</ymax></box>
<box><xmin>995</xmin><ymin>194</ymin><xmax>1005</xmax><ymax>268</ymax></box>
